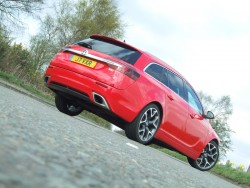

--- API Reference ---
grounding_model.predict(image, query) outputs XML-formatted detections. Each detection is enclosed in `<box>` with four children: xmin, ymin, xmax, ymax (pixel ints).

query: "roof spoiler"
<box><xmin>90</xmin><ymin>34</ymin><xmax>141</xmax><ymax>52</ymax></box>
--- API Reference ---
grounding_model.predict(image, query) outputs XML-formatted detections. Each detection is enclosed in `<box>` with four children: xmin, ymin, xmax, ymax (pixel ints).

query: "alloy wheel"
<box><xmin>138</xmin><ymin>107</ymin><xmax>160</xmax><ymax>142</ymax></box>
<box><xmin>195</xmin><ymin>142</ymin><xmax>219</xmax><ymax>170</ymax></box>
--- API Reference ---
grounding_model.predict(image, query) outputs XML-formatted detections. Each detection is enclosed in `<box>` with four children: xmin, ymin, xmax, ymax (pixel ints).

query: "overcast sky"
<box><xmin>16</xmin><ymin>0</ymin><xmax>250</xmax><ymax>169</ymax></box>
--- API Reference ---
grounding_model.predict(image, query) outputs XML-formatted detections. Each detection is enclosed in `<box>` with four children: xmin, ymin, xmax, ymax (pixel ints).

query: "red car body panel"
<box><xmin>44</xmin><ymin>34</ymin><xmax>219</xmax><ymax>160</ymax></box>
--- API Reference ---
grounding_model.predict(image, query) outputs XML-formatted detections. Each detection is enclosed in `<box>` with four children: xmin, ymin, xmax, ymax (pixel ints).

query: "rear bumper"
<box><xmin>48</xmin><ymin>82</ymin><xmax>91</xmax><ymax>102</ymax></box>
<box><xmin>44</xmin><ymin>65</ymin><xmax>142</xmax><ymax>123</ymax></box>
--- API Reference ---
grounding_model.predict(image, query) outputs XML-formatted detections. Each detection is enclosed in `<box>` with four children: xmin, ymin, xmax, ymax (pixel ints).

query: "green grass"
<box><xmin>150</xmin><ymin>145</ymin><xmax>188</xmax><ymax>162</ymax></box>
<box><xmin>211</xmin><ymin>164</ymin><xmax>250</xmax><ymax>187</ymax></box>
<box><xmin>81</xmin><ymin>111</ymin><xmax>111</xmax><ymax>129</ymax></box>
<box><xmin>1</xmin><ymin>70</ymin><xmax>250</xmax><ymax>187</ymax></box>
<box><xmin>0</xmin><ymin>70</ymin><xmax>53</xmax><ymax>101</ymax></box>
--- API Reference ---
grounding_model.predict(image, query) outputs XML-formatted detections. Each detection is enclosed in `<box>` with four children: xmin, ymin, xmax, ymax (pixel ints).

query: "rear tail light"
<box><xmin>108</xmin><ymin>63</ymin><xmax>140</xmax><ymax>81</ymax></box>
<box><xmin>124</xmin><ymin>68</ymin><xmax>140</xmax><ymax>80</ymax></box>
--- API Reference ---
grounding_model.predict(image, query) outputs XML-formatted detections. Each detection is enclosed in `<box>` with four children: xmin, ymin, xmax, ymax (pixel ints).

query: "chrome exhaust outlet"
<box><xmin>92</xmin><ymin>92</ymin><xmax>110</xmax><ymax>110</ymax></box>
<box><xmin>44</xmin><ymin>76</ymin><xmax>50</xmax><ymax>84</ymax></box>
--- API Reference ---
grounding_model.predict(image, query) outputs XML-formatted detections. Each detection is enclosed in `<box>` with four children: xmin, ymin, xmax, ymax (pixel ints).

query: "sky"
<box><xmin>14</xmin><ymin>0</ymin><xmax>250</xmax><ymax>169</ymax></box>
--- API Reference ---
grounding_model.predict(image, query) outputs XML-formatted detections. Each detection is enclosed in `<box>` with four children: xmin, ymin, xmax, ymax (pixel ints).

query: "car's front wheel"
<box><xmin>187</xmin><ymin>141</ymin><xmax>219</xmax><ymax>171</ymax></box>
<box><xmin>55</xmin><ymin>94</ymin><xmax>83</xmax><ymax>116</ymax></box>
<box><xmin>125</xmin><ymin>104</ymin><xmax>161</xmax><ymax>145</ymax></box>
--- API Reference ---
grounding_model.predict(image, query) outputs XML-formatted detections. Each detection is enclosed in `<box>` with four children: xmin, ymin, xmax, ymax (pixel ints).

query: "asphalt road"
<box><xmin>0</xmin><ymin>85</ymin><xmax>240</xmax><ymax>188</ymax></box>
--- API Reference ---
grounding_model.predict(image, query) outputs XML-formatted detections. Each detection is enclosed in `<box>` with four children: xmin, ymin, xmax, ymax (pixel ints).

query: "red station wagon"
<box><xmin>44</xmin><ymin>34</ymin><xmax>220</xmax><ymax>171</ymax></box>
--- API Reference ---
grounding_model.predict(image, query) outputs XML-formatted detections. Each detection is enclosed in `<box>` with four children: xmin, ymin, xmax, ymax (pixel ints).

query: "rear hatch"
<box><xmin>50</xmin><ymin>35</ymin><xmax>142</xmax><ymax>89</ymax></box>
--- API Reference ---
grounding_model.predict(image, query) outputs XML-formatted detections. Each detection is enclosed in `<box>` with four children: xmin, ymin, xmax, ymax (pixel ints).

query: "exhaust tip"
<box><xmin>92</xmin><ymin>92</ymin><xmax>110</xmax><ymax>110</ymax></box>
<box><xmin>44</xmin><ymin>76</ymin><xmax>50</xmax><ymax>84</ymax></box>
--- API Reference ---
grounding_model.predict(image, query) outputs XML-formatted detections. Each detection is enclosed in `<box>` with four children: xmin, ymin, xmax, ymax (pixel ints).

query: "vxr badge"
<box><xmin>81</xmin><ymin>50</ymin><xmax>88</xmax><ymax>55</ymax></box>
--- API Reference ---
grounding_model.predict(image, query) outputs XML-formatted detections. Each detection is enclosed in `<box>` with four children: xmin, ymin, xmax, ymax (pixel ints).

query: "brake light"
<box><xmin>124</xmin><ymin>68</ymin><xmax>140</xmax><ymax>80</ymax></box>
<box><xmin>108</xmin><ymin>63</ymin><xmax>140</xmax><ymax>81</ymax></box>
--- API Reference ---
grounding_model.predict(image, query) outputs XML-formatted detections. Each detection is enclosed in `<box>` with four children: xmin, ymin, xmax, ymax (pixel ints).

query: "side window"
<box><xmin>185</xmin><ymin>83</ymin><xmax>203</xmax><ymax>114</ymax></box>
<box><xmin>168</xmin><ymin>71</ymin><xmax>184</xmax><ymax>99</ymax></box>
<box><xmin>145</xmin><ymin>63</ymin><xmax>168</xmax><ymax>86</ymax></box>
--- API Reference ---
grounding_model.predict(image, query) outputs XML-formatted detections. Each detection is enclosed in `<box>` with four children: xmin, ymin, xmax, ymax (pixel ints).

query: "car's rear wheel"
<box><xmin>55</xmin><ymin>94</ymin><xmax>83</xmax><ymax>116</ymax></box>
<box><xmin>187</xmin><ymin>141</ymin><xmax>219</xmax><ymax>171</ymax></box>
<box><xmin>125</xmin><ymin>104</ymin><xmax>161</xmax><ymax>145</ymax></box>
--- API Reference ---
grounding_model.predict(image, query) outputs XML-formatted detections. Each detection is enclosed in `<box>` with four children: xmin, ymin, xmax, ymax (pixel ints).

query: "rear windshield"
<box><xmin>76</xmin><ymin>38</ymin><xmax>141</xmax><ymax>65</ymax></box>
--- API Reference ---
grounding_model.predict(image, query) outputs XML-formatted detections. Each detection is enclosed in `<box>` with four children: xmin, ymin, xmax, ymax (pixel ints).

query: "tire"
<box><xmin>187</xmin><ymin>141</ymin><xmax>219</xmax><ymax>171</ymax></box>
<box><xmin>125</xmin><ymin>104</ymin><xmax>161</xmax><ymax>145</ymax></box>
<box><xmin>55</xmin><ymin>94</ymin><xmax>83</xmax><ymax>116</ymax></box>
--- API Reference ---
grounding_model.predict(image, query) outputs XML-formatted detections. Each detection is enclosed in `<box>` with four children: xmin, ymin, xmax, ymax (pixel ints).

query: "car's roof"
<box><xmin>143</xmin><ymin>51</ymin><xmax>188</xmax><ymax>83</ymax></box>
<box><xmin>91</xmin><ymin>34</ymin><xmax>188</xmax><ymax>83</ymax></box>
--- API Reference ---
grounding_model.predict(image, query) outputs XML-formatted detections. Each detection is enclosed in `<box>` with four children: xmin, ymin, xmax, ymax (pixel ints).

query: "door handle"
<box><xmin>190</xmin><ymin>114</ymin><xmax>195</xmax><ymax>119</ymax></box>
<box><xmin>167</xmin><ymin>94</ymin><xmax>174</xmax><ymax>101</ymax></box>
<box><xmin>190</xmin><ymin>114</ymin><xmax>202</xmax><ymax>120</ymax></box>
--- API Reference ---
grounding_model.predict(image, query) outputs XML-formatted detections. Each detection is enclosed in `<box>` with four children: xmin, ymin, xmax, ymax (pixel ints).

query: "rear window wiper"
<box><xmin>76</xmin><ymin>41</ymin><xmax>92</xmax><ymax>49</ymax></box>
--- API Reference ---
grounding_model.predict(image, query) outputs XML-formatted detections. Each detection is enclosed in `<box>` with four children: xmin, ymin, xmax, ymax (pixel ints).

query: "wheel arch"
<box><xmin>130</xmin><ymin>100</ymin><xmax>164</xmax><ymax>125</ymax></box>
<box><xmin>211</xmin><ymin>138</ymin><xmax>219</xmax><ymax>146</ymax></box>
<box><xmin>204</xmin><ymin>131</ymin><xmax>220</xmax><ymax>149</ymax></box>
<box><xmin>141</xmin><ymin>101</ymin><xmax>164</xmax><ymax>127</ymax></box>
<box><xmin>125</xmin><ymin>101</ymin><xmax>164</xmax><ymax>145</ymax></box>
<box><xmin>150</xmin><ymin>101</ymin><xmax>163</xmax><ymax>124</ymax></box>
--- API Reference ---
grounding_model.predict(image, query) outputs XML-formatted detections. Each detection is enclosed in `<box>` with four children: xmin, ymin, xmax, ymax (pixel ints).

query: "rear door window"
<box><xmin>145</xmin><ymin>63</ymin><xmax>168</xmax><ymax>86</ymax></box>
<box><xmin>168</xmin><ymin>71</ymin><xmax>184</xmax><ymax>99</ymax></box>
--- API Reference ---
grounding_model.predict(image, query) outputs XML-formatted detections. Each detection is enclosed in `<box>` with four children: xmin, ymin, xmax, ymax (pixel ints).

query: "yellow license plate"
<box><xmin>70</xmin><ymin>55</ymin><xmax>97</xmax><ymax>68</ymax></box>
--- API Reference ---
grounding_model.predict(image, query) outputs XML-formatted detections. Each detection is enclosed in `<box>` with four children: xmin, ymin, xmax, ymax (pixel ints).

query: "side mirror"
<box><xmin>203</xmin><ymin>111</ymin><xmax>214</xmax><ymax>119</ymax></box>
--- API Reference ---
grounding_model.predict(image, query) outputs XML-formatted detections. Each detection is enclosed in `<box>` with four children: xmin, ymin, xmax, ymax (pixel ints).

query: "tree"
<box><xmin>0</xmin><ymin>0</ymin><xmax>44</xmax><ymax>21</ymax></box>
<box><xmin>198</xmin><ymin>91</ymin><xmax>233</xmax><ymax>158</ymax></box>
<box><xmin>0</xmin><ymin>30</ymin><xmax>33</xmax><ymax>83</ymax></box>
<box><xmin>29</xmin><ymin>0</ymin><xmax>125</xmax><ymax>73</ymax></box>
<box><xmin>29</xmin><ymin>15</ymin><xmax>58</xmax><ymax>74</ymax></box>
<box><xmin>72</xmin><ymin>0</ymin><xmax>124</xmax><ymax>41</ymax></box>
<box><xmin>0</xmin><ymin>25</ymin><xmax>10</xmax><ymax>61</ymax></box>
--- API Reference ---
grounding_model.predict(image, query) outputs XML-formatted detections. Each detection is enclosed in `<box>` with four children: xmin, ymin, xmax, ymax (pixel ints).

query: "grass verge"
<box><xmin>0</xmin><ymin>70</ymin><xmax>53</xmax><ymax>101</ymax></box>
<box><xmin>151</xmin><ymin>144</ymin><xmax>250</xmax><ymax>187</ymax></box>
<box><xmin>211</xmin><ymin>164</ymin><xmax>250</xmax><ymax>187</ymax></box>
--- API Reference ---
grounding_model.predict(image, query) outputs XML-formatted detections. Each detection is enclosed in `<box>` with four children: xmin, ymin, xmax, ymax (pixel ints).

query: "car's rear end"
<box><xmin>44</xmin><ymin>34</ymin><xmax>147</xmax><ymax>123</ymax></box>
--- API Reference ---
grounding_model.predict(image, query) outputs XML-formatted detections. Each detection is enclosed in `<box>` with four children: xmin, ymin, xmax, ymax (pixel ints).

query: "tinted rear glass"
<box><xmin>76</xmin><ymin>38</ymin><xmax>142</xmax><ymax>65</ymax></box>
<box><xmin>145</xmin><ymin>63</ymin><xmax>168</xmax><ymax>86</ymax></box>
<box><xmin>168</xmin><ymin>71</ymin><xmax>185</xmax><ymax>99</ymax></box>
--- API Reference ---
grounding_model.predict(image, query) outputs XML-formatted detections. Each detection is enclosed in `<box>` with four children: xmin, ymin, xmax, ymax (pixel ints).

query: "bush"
<box><xmin>0</xmin><ymin>26</ymin><xmax>49</xmax><ymax>92</ymax></box>
<box><xmin>0</xmin><ymin>25</ymin><xmax>11</xmax><ymax>66</ymax></box>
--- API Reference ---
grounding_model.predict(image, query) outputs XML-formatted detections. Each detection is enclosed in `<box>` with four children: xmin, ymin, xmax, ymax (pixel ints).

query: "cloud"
<box><xmin>226</xmin><ymin>134</ymin><xmax>250</xmax><ymax>168</ymax></box>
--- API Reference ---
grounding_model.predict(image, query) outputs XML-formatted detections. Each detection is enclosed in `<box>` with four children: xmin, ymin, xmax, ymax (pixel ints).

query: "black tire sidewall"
<box><xmin>55</xmin><ymin>94</ymin><xmax>83</xmax><ymax>116</ymax></box>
